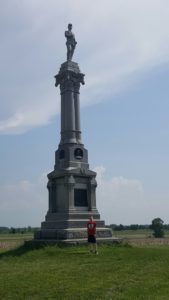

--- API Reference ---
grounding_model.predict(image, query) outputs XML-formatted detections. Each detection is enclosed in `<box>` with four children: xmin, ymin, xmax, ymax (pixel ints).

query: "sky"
<box><xmin>0</xmin><ymin>0</ymin><xmax>169</xmax><ymax>227</ymax></box>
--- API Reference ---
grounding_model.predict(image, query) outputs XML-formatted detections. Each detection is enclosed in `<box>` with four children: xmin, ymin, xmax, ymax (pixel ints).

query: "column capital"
<box><xmin>54</xmin><ymin>61</ymin><xmax>85</xmax><ymax>89</ymax></box>
<box><xmin>74</xmin><ymin>81</ymin><xmax>81</xmax><ymax>93</ymax></box>
<box><xmin>55</xmin><ymin>70</ymin><xmax>85</xmax><ymax>89</ymax></box>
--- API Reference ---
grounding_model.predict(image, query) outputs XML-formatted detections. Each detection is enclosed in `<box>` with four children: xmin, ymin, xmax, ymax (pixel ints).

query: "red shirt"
<box><xmin>87</xmin><ymin>220</ymin><xmax>96</xmax><ymax>236</ymax></box>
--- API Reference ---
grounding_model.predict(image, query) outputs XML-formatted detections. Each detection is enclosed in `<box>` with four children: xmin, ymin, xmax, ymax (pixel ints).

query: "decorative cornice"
<box><xmin>54</xmin><ymin>61</ymin><xmax>85</xmax><ymax>91</ymax></box>
<box><xmin>55</xmin><ymin>70</ymin><xmax>84</xmax><ymax>86</ymax></box>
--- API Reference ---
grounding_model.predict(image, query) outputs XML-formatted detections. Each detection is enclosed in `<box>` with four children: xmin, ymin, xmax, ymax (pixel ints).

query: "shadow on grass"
<box><xmin>0</xmin><ymin>239</ymin><xmax>130</xmax><ymax>259</ymax></box>
<box><xmin>0</xmin><ymin>242</ymin><xmax>48</xmax><ymax>258</ymax></box>
<box><xmin>0</xmin><ymin>241</ymin><xmax>88</xmax><ymax>258</ymax></box>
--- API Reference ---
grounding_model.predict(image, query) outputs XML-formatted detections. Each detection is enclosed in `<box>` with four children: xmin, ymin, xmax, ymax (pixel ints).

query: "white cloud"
<box><xmin>95</xmin><ymin>166</ymin><xmax>169</xmax><ymax>225</ymax></box>
<box><xmin>0</xmin><ymin>167</ymin><xmax>169</xmax><ymax>227</ymax></box>
<box><xmin>95</xmin><ymin>166</ymin><xmax>144</xmax><ymax>224</ymax></box>
<box><xmin>0</xmin><ymin>173</ymin><xmax>48</xmax><ymax>227</ymax></box>
<box><xmin>0</xmin><ymin>92</ymin><xmax>59</xmax><ymax>134</ymax></box>
<box><xmin>1</xmin><ymin>0</ymin><xmax>169</xmax><ymax>133</ymax></box>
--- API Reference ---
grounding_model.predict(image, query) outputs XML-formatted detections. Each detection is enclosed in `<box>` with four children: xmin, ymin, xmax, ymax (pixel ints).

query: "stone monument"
<box><xmin>34</xmin><ymin>24</ymin><xmax>112</xmax><ymax>242</ymax></box>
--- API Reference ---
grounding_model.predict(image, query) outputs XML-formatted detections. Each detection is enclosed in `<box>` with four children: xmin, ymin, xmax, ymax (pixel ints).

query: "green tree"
<box><xmin>10</xmin><ymin>227</ymin><xmax>16</xmax><ymax>234</ymax></box>
<box><xmin>151</xmin><ymin>218</ymin><xmax>164</xmax><ymax>238</ymax></box>
<box><xmin>130</xmin><ymin>224</ymin><xmax>139</xmax><ymax>230</ymax></box>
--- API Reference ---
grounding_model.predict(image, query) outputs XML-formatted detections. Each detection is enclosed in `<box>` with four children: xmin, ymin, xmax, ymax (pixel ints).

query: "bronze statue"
<box><xmin>65</xmin><ymin>24</ymin><xmax>77</xmax><ymax>61</ymax></box>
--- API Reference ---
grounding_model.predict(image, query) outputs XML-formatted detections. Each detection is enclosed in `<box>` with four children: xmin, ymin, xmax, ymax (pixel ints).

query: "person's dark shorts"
<box><xmin>88</xmin><ymin>235</ymin><xmax>96</xmax><ymax>243</ymax></box>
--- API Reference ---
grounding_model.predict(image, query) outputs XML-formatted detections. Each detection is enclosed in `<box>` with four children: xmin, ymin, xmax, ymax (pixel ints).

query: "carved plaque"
<box><xmin>74</xmin><ymin>189</ymin><xmax>88</xmax><ymax>206</ymax></box>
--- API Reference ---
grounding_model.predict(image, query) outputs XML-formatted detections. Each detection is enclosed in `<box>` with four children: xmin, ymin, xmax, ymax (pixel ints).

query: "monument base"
<box><xmin>34</xmin><ymin>210</ymin><xmax>113</xmax><ymax>242</ymax></box>
<box><xmin>34</xmin><ymin>166</ymin><xmax>113</xmax><ymax>243</ymax></box>
<box><xmin>34</xmin><ymin>227</ymin><xmax>112</xmax><ymax>240</ymax></box>
<box><xmin>27</xmin><ymin>238</ymin><xmax>122</xmax><ymax>247</ymax></box>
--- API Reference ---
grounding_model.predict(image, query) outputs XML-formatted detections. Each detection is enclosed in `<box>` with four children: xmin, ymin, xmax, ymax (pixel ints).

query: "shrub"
<box><xmin>150</xmin><ymin>218</ymin><xmax>164</xmax><ymax>238</ymax></box>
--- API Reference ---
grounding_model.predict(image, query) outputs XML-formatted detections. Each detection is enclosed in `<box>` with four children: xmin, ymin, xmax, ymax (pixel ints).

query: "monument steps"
<box><xmin>35</xmin><ymin>227</ymin><xmax>113</xmax><ymax>240</ymax></box>
<box><xmin>41</xmin><ymin>220</ymin><xmax>105</xmax><ymax>229</ymax></box>
<box><xmin>28</xmin><ymin>236</ymin><xmax>122</xmax><ymax>246</ymax></box>
<box><xmin>45</xmin><ymin>212</ymin><xmax>101</xmax><ymax>221</ymax></box>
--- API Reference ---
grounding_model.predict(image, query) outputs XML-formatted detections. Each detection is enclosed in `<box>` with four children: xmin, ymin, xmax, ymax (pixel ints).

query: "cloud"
<box><xmin>94</xmin><ymin>166</ymin><xmax>144</xmax><ymax>224</ymax></box>
<box><xmin>0</xmin><ymin>173</ymin><xmax>48</xmax><ymax>227</ymax></box>
<box><xmin>1</xmin><ymin>0</ymin><xmax>169</xmax><ymax>133</ymax></box>
<box><xmin>95</xmin><ymin>166</ymin><xmax>169</xmax><ymax>225</ymax></box>
<box><xmin>0</xmin><ymin>92</ymin><xmax>59</xmax><ymax>134</ymax></box>
<box><xmin>0</xmin><ymin>167</ymin><xmax>168</xmax><ymax>227</ymax></box>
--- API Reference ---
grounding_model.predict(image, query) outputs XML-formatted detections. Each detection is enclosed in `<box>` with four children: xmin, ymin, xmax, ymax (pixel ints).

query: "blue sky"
<box><xmin>0</xmin><ymin>0</ymin><xmax>169</xmax><ymax>226</ymax></box>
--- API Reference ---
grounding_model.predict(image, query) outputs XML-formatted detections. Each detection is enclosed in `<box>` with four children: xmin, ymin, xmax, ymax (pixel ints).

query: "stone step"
<box><xmin>41</xmin><ymin>220</ymin><xmax>105</xmax><ymax>230</ymax></box>
<box><xmin>34</xmin><ymin>227</ymin><xmax>112</xmax><ymax>240</ymax></box>
<box><xmin>64</xmin><ymin>237</ymin><xmax>122</xmax><ymax>244</ymax></box>
<box><xmin>29</xmin><ymin>236</ymin><xmax>122</xmax><ymax>246</ymax></box>
<box><xmin>45</xmin><ymin>212</ymin><xmax>101</xmax><ymax>221</ymax></box>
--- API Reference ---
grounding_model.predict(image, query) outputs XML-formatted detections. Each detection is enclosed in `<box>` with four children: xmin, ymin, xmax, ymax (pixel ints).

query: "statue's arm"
<box><xmin>65</xmin><ymin>31</ymin><xmax>72</xmax><ymax>38</ymax></box>
<box><xmin>72</xmin><ymin>34</ymin><xmax>77</xmax><ymax>44</ymax></box>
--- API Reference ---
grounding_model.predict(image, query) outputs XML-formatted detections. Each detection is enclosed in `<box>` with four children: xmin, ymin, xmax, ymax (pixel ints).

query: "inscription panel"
<box><xmin>74</xmin><ymin>189</ymin><xmax>88</xmax><ymax>206</ymax></box>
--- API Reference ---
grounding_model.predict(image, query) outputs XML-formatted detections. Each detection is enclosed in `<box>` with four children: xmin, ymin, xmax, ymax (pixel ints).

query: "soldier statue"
<box><xmin>65</xmin><ymin>24</ymin><xmax>77</xmax><ymax>61</ymax></box>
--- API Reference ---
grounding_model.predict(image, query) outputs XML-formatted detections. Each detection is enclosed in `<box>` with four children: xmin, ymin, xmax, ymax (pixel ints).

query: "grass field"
<box><xmin>113</xmin><ymin>229</ymin><xmax>169</xmax><ymax>246</ymax></box>
<box><xmin>1</xmin><ymin>232</ymin><xmax>169</xmax><ymax>299</ymax></box>
<box><xmin>0</xmin><ymin>233</ymin><xmax>33</xmax><ymax>250</ymax></box>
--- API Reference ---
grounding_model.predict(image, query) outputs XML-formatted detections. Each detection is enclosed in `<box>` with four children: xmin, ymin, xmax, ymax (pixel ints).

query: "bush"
<box><xmin>150</xmin><ymin>218</ymin><xmax>164</xmax><ymax>238</ymax></box>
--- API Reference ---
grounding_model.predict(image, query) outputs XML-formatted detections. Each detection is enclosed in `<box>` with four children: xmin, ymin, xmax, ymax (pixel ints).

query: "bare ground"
<box><xmin>125</xmin><ymin>237</ymin><xmax>169</xmax><ymax>246</ymax></box>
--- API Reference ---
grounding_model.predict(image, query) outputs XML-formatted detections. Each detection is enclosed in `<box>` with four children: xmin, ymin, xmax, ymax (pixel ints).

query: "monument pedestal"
<box><xmin>34</xmin><ymin>60</ymin><xmax>113</xmax><ymax>243</ymax></box>
<box><xmin>35</xmin><ymin>167</ymin><xmax>112</xmax><ymax>241</ymax></box>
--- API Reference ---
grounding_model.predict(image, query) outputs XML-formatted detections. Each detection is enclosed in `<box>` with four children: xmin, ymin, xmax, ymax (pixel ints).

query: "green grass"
<box><xmin>113</xmin><ymin>229</ymin><xmax>152</xmax><ymax>238</ymax></box>
<box><xmin>113</xmin><ymin>229</ymin><xmax>169</xmax><ymax>238</ymax></box>
<box><xmin>0</xmin><ymin>233</ymin><xmax>33</xmax><ymax>239</ymax></box>
<box><xmin>1</xmin><ymin>242</ymin><xmax>169</xmax><ymax>299</ymax></box>
<box><xmin>0</xmin><ymin>233</ymin><xmax>33</xmax><ymax>251</ymax></box>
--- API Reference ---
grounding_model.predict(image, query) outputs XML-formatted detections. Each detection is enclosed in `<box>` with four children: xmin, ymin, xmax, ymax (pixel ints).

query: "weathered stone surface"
<box><xmin>41</xmin><ymin>220</ymin><xmax>105</xmax><ymax>230</ymax></box>
<box><xmin>35</xmin><ymin>227</ymin><xmax>112</xmax><ymax>240</ymax></box>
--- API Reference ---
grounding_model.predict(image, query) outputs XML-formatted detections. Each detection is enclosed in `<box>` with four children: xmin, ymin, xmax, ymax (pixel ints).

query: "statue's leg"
<box><xmin>67</xmin><ymin>45</ymin><xmax>72</xmax><ymax>60</ymax></box>
<box><xmin>71</xmin><ymin>45</ymin><xmax>75</xmax><ymax>59</ymax></box>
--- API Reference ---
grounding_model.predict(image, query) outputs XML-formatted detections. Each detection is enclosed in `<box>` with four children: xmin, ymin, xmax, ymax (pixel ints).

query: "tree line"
<box><xmin>0</xmin><ymin>218</ymin><xmax>166</xmax><ymax>238</ymax></box>
<box><xmin>0</xmin><ymin>226</ymin><xmax>39</xmax><ymax>234</ymax></box>
<box><xmin>108</xmin><ymin>218</ymin><xmax>166</xmax><ymax>238</ymax></box>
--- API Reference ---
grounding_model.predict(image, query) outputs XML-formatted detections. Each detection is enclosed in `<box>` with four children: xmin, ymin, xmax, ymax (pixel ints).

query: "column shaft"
<box><xmin>65</xmin><ymin>91</ymin><xmax>75</xmax><ymax>130</ymax></box>
<box><xmin>74</xmin><ymin>92</ymin><xmax>82</xmax><ymax>143</ymax></box>
<box><xmin>60</xmin><ymin>93</ymin><xmax>65</xmax><ymax>143</ymax></box>
<box><xmin>64</xmin><ymin>90</ymin><xmax>76</xmax><ymax>143</ymax></box>
<box><xmin>47</xmin><ymin>180</ymin><xmax>57</xmax><ymax>213</ymax></box>
<box><xmin>65</xmin><ymin>175</ymin><xmax>75</xmax><ymax>210</ymax></box>
<box><xmin>89</xmin><ymin>178</ymin><xmax>97</xmax><ymax>210</ymax></box>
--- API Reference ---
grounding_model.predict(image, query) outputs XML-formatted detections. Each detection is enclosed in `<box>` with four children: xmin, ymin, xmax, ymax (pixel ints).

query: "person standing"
<box><xmin>87</xmin><ymin>216</ymin><xmax>98</xmax><ymax>254</ymax></box>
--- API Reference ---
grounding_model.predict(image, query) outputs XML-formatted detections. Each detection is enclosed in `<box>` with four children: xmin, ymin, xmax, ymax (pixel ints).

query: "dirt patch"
<box><xmin>0</xmin><ymin>241</ymin><xmax>23</xmax><ymax>249</ymax></box>
<box><xmin>126</xmin><ymin>237</ymin><xmax>169</xmax><ymax>246</ymax></box>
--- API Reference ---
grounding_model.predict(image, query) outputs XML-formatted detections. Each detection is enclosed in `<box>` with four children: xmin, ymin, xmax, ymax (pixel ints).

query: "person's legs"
<box><xmin>88</xmin><ymin>235</ymin><xmax>98</xmax><ymax>254</ymax></box>
<box><xmin>88</xmin><ymin>236</ymin><xmax>93</xmax><ymax>252</ymax></box>
<box><xmin>94</xmin><ymin>242</ymin><xmax>98</xmax><ymax>254</ymax></box>
<box><xmin>92</xmin><ymin>241</ymin><xmax>98</xmax><ymax>254</ymax></box>
<box><xmin>88</xmin><ymin>242</ymin><xmax>93</xmax><ymax>252</ymax></box>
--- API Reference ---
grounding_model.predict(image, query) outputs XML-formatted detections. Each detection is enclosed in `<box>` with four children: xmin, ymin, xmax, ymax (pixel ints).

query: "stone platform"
<box><xmin>34</xmin><ymin>210</ymin><xmax>113</xmax><ymax>241</ymax></box>
<box><xmin>26</xmin><ymin>236</ymin><xmax>122</xmax><ymax>247</ymax></box>
<box><xmin>35</xmin><ymin>227</ymin><xmax>112</xmax><ymax>240</ymax></box>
